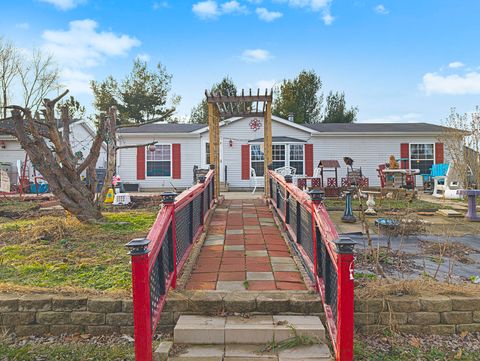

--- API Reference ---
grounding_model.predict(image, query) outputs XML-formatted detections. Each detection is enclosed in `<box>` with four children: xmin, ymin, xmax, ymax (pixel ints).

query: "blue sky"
<box><xmin>1</xmin><ymin>0</ymin><xmax>480</xmax><ymax>124</ymax></box>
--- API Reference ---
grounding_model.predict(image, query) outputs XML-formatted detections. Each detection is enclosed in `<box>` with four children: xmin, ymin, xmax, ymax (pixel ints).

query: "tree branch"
<box><xmin>115</xmin><ymin>108</ymin><xmax>175</xmax><ymax>129</ymax></box>
<box><xmin>76</xmin><ymin>115</ymin><xmax>107</xmax><ymax>174</ymax></box>
<box><xmin>116</xmin><ymin>141</ymin><xmax>158</xmax><ymax>150</ymax></box>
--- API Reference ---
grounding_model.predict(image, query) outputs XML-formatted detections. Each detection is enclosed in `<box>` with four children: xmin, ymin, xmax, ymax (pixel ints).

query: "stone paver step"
<box><xmin>154</xmin><ymin>343</ymin><xmax>332</xmax><ymax>361</ymax></box>
<box><xmin>174</xmin><ymin>315</ymin><xmax>325</xmax><ymax>345</ymax></box>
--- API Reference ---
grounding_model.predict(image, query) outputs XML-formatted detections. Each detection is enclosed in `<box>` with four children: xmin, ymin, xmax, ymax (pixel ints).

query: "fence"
<box><xmin>126</xmin><ymin>169</ymin><xmax>216</xmax><ymax>361</ymax></box>
<box><xmin>268</xmin><ymin>170</ymin><xmax>355</xmax><ymax>361</ymax></box>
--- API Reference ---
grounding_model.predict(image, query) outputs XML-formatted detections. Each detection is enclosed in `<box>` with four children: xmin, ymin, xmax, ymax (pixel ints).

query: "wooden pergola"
<box><xmin>205</xmin><ymin>89</ymin><xmax>273</xmax><ymax>197</ymax></box>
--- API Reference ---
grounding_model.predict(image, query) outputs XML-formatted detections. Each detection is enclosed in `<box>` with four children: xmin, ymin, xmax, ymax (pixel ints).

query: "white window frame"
<box><xmin>146</xmin><ymin>143</ymin><xmax>173</xmax><ymax>178</ymax></box>
<box><xmin>409</xmin><ymin>143</ymin><xmax>435</xmax><ymax>172</ymax></box>
<box><xmin>249</xmin><ymin>142</ymin><xmax>306</xmax><ymax>178</ymax></box>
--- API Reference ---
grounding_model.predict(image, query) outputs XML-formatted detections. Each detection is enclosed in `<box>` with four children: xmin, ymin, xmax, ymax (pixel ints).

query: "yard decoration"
<box><xmin>249</xmin><ymin>118</ymin><xmax>262</xmax><ymax>131</ymax></box>
<box><xmin>341</xmin><ymin>191</ymin><xmax>357</xmax><ymax>223</ymax></box>
<box><xmin>458</xmin><ymin>189</ymin><xmax>480</xmax><ymax>221</ymax></box>
<box><xmin>1</xmin><ymin>89</ymin><xmax>173</xmax><ymax>222</ymax></box>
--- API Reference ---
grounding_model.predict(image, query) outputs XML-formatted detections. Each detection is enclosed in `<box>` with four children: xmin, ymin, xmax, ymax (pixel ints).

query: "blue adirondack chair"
<box><xmin>422</xmin><ymin>163</ymin><xmax>449</xmax><ymax>193</ymax></box>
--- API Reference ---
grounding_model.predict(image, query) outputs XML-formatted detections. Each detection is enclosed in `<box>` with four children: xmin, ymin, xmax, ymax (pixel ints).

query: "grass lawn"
<box><xmin>2</xmin><ymin>336</ymin><xmax>479</xmax><ymax>361</ymax></box>
<box><xmin>323</xmin><ymin>197</ymin><xmax>444</xmax><ymax>211</ymax></box>
<box><xmin>0</xmin><ymin>202</ymin><xmax>157</xmax><ymax>295</ymax></box>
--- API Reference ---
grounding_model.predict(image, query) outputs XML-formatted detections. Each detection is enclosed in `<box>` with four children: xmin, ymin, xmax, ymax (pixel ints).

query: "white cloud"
<box><xmin>361</xmin><ymin>113</ymin><xmax>423</xmax><ymax>123</ymax></box>
<box><xmin>42</xmin><ymin>19</ymin><xmax>140</xmax><ymax>96</ymax></box>
<box><xmin>222</xmin><ymin>0</ymin><xmax>248</xmax><ymax>14</ymax></box>
<box><xmin>241</xmin><ymin>49</ymin><xmax>272</xmax><ymax>63</ymax></box>
<box><xmin>322</xmin><ymin>12</ymin><xmax>334</xmax><ymax>25</ymax></box>
<box><xmin>422</xmin><ymin>72</ymin><xmax>480</xmax><ymax>95</ymax></box>
<box><xmin>39</xmin><ymin>0</ymin><xmax>85</xmax><ymax>11</ymax></box>
<box><xmin>247</xmin><ymin>0</ymin><xmax>263</xmax><ymax>3</ymax></box>
<box><xmin>448</xmin><ymin>61</ymin><xmax>464</xmax><ymax>69</ymax></box>
<box><xmin>42</xmin><ymin>19</ymin><xmax>140</xmax><ymax>68</ymax></box>
<box><xmin>153</xmin><ymin>1</ymin><xmax>169</xmax><ymax>10</ymax></box>
<box><xmin>256</xmin><ymin>7</ymin><xmax>283</xmax><ymax>21</ymax></box>
<box><xmin>192</xmin><ymin>1</ymin><xmax>220</xmax><ymax>19</ymax></box>
<box><xmin>256</xmin><ymin>79</ymin><xmax>277</xmax><ymax>89</ymax></box>
<box><xmin>274</xmin><ymin>0</ymin><xmax>334</xmax><ymax>24</ymax></box>
<box><xmin>373</xmin><ymin>4</ymin><xmax>389</xmax><ymax>15</ymax></box>
<box><xmin>15</xmin><ymin>22</ymin><xmax>30</xmax><ymax>30</ymax></box>
<box><xmin>137</xmin><ymin>53</ymin><xmax>151</xmax><ymax>62</ymax></box>
<box><xmin>60</xmin><ymin>68</ymin><xmax>93</xmax><ymax>94</ymax></box>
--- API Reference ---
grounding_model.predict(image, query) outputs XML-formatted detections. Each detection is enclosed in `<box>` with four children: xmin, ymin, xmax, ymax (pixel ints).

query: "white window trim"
<box><xmin>409</xmin><ymin>143</ymin><xmax>435</xmax><ymax>171</ymax></box>
<box><xmin>249</xmin><ymin>142</ymin><xmax>306</xmax><ymax>178</ymax></box>
<box><xmin>146</xmin><ymin>143</ymin><xmax>173</xmax><ymax>178</ymax></box>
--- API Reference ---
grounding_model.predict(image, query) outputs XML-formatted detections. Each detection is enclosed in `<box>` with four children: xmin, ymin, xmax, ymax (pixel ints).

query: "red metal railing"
<box><xmin>268</xmin><ymin>170</ymin><xmax>355</xmax><ymax>361</ymax></box>
<box><xmin>126</xmin><ymin>169</ymin><xmax>216</xmax><ymax>361</ymax></box>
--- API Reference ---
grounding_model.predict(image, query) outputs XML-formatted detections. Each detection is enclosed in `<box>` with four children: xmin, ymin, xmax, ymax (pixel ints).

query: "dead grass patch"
<box><xmin>356</xmin><ymin>278</ymin><xmax>480</xmax><ymax>299</ymax></box>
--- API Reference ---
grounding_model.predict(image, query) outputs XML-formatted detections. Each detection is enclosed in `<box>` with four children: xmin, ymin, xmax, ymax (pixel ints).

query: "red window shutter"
<box><xmin>136</xmin><ymin>146</ymin><xmax>146</xmax><ymax>180</ymax></box>
<box><xmin>241</xmin><ymin>144</ymin><xmax>250</xmax><ymax>180</ymax></box>
<box><xmin>400</xmin><ymin>143</ymin><xmax>410</xmax><ymax>169</ymax></box>
<box><xmin>435</xmin><ymin>142</ymin><xmax>444</xmax><ymax>164</ymax></box>
<box><xmin>172</xmin><ymin>144</ymin><xmax>181</xmax><ymax>179</ymax></box>
<box><xmin>305</xmin><ymin>144</ymin><xmax>314</xmax><ymax>176</ymax></box>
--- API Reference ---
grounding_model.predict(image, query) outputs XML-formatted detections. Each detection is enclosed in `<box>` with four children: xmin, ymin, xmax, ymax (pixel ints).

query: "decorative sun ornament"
<box><xmin>249</xmin><ymin>118</ymin><xmax>262</xmax><ymax>132</ymax></box>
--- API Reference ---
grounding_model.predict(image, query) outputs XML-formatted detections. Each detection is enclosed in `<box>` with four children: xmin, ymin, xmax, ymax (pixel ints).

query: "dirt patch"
<box><xmin>419</xmin><ymin>240</ymin><xmax>479</xmax><ymax>264</ymax></box>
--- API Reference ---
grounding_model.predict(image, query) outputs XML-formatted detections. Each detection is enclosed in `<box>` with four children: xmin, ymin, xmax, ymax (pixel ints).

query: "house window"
<box><xmin>410</xmin><ymin>143</ymin><xmax>434</xmax><ymax>174</ymax></box>
<box><xmin>146</xmin><ymin>144</ymin><xmax>171</xmax><ymax>177</ymax></box>
<box><xmin>272</xmin><ymin>144</ymin><xmax>286</xmax><ymax>170</ymax></box>
<box><xmin>289</xmin><ymin>144</ymin><xmax>304</xmax><ymax>175</ymax></box>
<box><xmin>251</xmin><ymin>144</ymin><xmax>264</xmax><ymax>177</ymax></box>
<box><xmin>205</xmin><ymin>142</ymin><xmax>210</xmax><ymax>165</ymax></box>
<box><xmin>250</xmin><ymin>143</ymin><xmax>306</xmax><ymax>177</ymax></box>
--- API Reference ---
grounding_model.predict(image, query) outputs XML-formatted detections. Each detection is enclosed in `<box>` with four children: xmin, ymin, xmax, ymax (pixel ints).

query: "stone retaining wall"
<box><xmin>355</xmin><ymin>295</ymin><xmax>480</xmax><ymax>335</ymax></box>
<box><xmin>2</xmin><ymin>293</ymin><xmax>479</xmax><ymax>337</ymax></box>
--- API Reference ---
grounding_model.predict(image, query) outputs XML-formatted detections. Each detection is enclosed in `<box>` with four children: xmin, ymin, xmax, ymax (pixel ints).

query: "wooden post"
<box><xmin>264</xmin><ymin>101</ymin><xmax>272</xmax><ymax>197</ymax></box>
<box><xmin>208</xmin><ymin>103</ymin><xmax>220</xmax><ymax>199</ymax></box>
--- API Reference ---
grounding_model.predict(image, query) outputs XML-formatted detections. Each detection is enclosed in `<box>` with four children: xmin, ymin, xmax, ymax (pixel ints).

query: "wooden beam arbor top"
<box><xmin>205</xmin><ymin>88</ymin><xmax>273</xmax><ymax>118</ymax></box>
<box><xmin>205</xmin><ymin>88</ymin><xmax>274</xmax><ymax>198</ymax></box>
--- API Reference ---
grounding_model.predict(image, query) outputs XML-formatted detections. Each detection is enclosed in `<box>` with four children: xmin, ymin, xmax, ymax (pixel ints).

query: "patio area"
<box><xmin>185</xmin><ymin>195</ymin><xmax>308</xmax><ymax>291</ymax></box>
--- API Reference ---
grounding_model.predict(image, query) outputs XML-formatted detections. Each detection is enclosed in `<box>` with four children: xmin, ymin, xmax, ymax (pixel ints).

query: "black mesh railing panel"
<box><xmin>299</xmin><ymin>206</ymin><xmax>314</xmax><ymax>263</ymax></box>
<box><xmin>289</xmin><ymin>196</ymin><xmax>298</xmax><ymax>240</ymax></box>
<box><xmin>175</xmin><ymin>204</ymin><xmax>191</xmax><ymax>262</ymax></box>
<box><xmin>192</xmin><ymin>194</ymin><xmax>202</xmax><ymax>237</ymax></box>
<box><xmin>278</xmin><ymin>183</ymin><xmax>286</xmax><ymax>216</ymax></box>
<box><xmin>149</xmin><ymin>223</ymin><xmax>175</xmax><ymax>325</ymax></box>
<box><xmin>316</xmin><ymin>227</ymin><xmax>323</xmax><ymax>278</ymax></box>
<box><xmin>325</xmin><ymin>252</ymin><xmax>338</xmax><ymax>323</ymax></box>
<box><xmin>272</xmin><ymin>180</ymin><xmax>278</xmax><ymax>206</ymax></box>
<box><xmin>203</xmin><ymin>185</ymin><xmax>209</xmax><ymax>217</ymax></box>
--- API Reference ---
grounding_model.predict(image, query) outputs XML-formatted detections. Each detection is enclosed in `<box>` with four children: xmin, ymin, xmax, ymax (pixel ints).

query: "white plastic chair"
<box><xmin>113</xmin><ymin>193</ymin><xmax>132</xmax><ymax>205</ymax></box>
<box><xmin>250</xmin><ymin>167</ymin><xmax>257</xmax><ymax>194</ymax></box>
<box><xmin>275</xmin><ymin>166</ymin><xmax>296</xmax><ymax>176</ymax></box>
<box><xmin>433</xmin><ymin>164</ymin><xmax>462</xmax><ymax>199</ymax></box>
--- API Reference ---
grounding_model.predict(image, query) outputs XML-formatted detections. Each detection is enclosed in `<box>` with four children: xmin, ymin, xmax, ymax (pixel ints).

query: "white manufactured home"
<box><xmin>116</xmin><ymin>116</ymin><xmax>449</xmax><ymax>191</ymax></box>
<box><xmin>0</xmin><ymin>119</ymin><xmax>107</xmax><ymax>185</ymax></box>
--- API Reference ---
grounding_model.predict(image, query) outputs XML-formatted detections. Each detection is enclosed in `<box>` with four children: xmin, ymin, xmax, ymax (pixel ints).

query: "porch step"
<box><xmin>155</xmin><ymin>343</ymin><xmax>332</xmax><ymax>361</ymax></box>
<box><xmin>174</xmin><ymin>315</ymin><xmax>326</xmax><ymax>345</ymax></box>
<box><xmin>155</xmin><ymin>315</ymin><xmax>331</xmax><ymax>360</ymax></box>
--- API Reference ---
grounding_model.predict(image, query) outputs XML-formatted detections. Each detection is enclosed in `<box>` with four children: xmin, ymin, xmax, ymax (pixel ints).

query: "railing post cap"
<box><xmin>284</xmin><ymin>174</ymin><xmax>293</xmax><ymax>183</ymax></box>
<box><xmin>209</xmin><ymin>164</ymin><xmax>215</xmax><ymax>170</ymax></box>
<box><xmin>198</xmin><ymin>175</ymin><xmax>206</xmax><ymax>183</ymax></box>
<box><xmin>125</xmin><ymin>238</ymin><xmax>151</xmax><ymax>255</ymax></box>
<box><xmin>334</xmin><ymin>237</ymin><xmax>356</xmax><ymax>254</ymax></box>
<box><xmin>162</xmin><ymin>192</ymin><xmax>177</xmax><ymax>203</ymax></box>
<box><xmin>308</xmin><ymin>189</ymin><xmax>325</xmax><ymax>203</ymax></box>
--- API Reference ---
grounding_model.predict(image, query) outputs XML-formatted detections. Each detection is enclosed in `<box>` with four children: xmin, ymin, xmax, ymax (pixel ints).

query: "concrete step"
<box><xmin>173</xmin><ymin>315</ymin><xmax>326</xmax><ymax>345</ymax></box>
<box><xmin>154</xmin><ymin>343</ymin><xmax>332</xmax><ymax>361</ymax></box>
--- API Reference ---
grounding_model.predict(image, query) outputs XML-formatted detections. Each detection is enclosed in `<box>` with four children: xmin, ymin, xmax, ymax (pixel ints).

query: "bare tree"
<box><xmin>18</xmin><ymin>49</ymin><xmax>60</xmax><ymax>112</ymax></box>
<box><xmin>439</xmin><ymin>108</ymin><xmax>480</xmax><ymax>189</ymax></box>
<box><xmin>0</xmin><ymin>38</ymin><xmax>19</xmax><ymax>118</ymax></box>
<box><xmin>1</xmin><ymin>89</ymin><xmax>174</xmax><ymax>223</ymax></box>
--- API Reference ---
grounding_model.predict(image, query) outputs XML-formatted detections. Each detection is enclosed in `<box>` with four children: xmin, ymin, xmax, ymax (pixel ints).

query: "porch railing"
<box><xmin>268</xmin><ymin>170</ymin><xmax>355</xmax><ymax>361</ymax></box>
<box><xmin>126</xmin><ymin>169</ymin><xmax>216</xmax><ymax>361</ymax></box>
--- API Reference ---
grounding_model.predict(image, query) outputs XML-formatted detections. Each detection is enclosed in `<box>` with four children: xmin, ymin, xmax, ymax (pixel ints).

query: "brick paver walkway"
<box><xmin>185</xmin><ymin>199</ymin><xmax>307</xmax><ymax>291</ymax></box>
